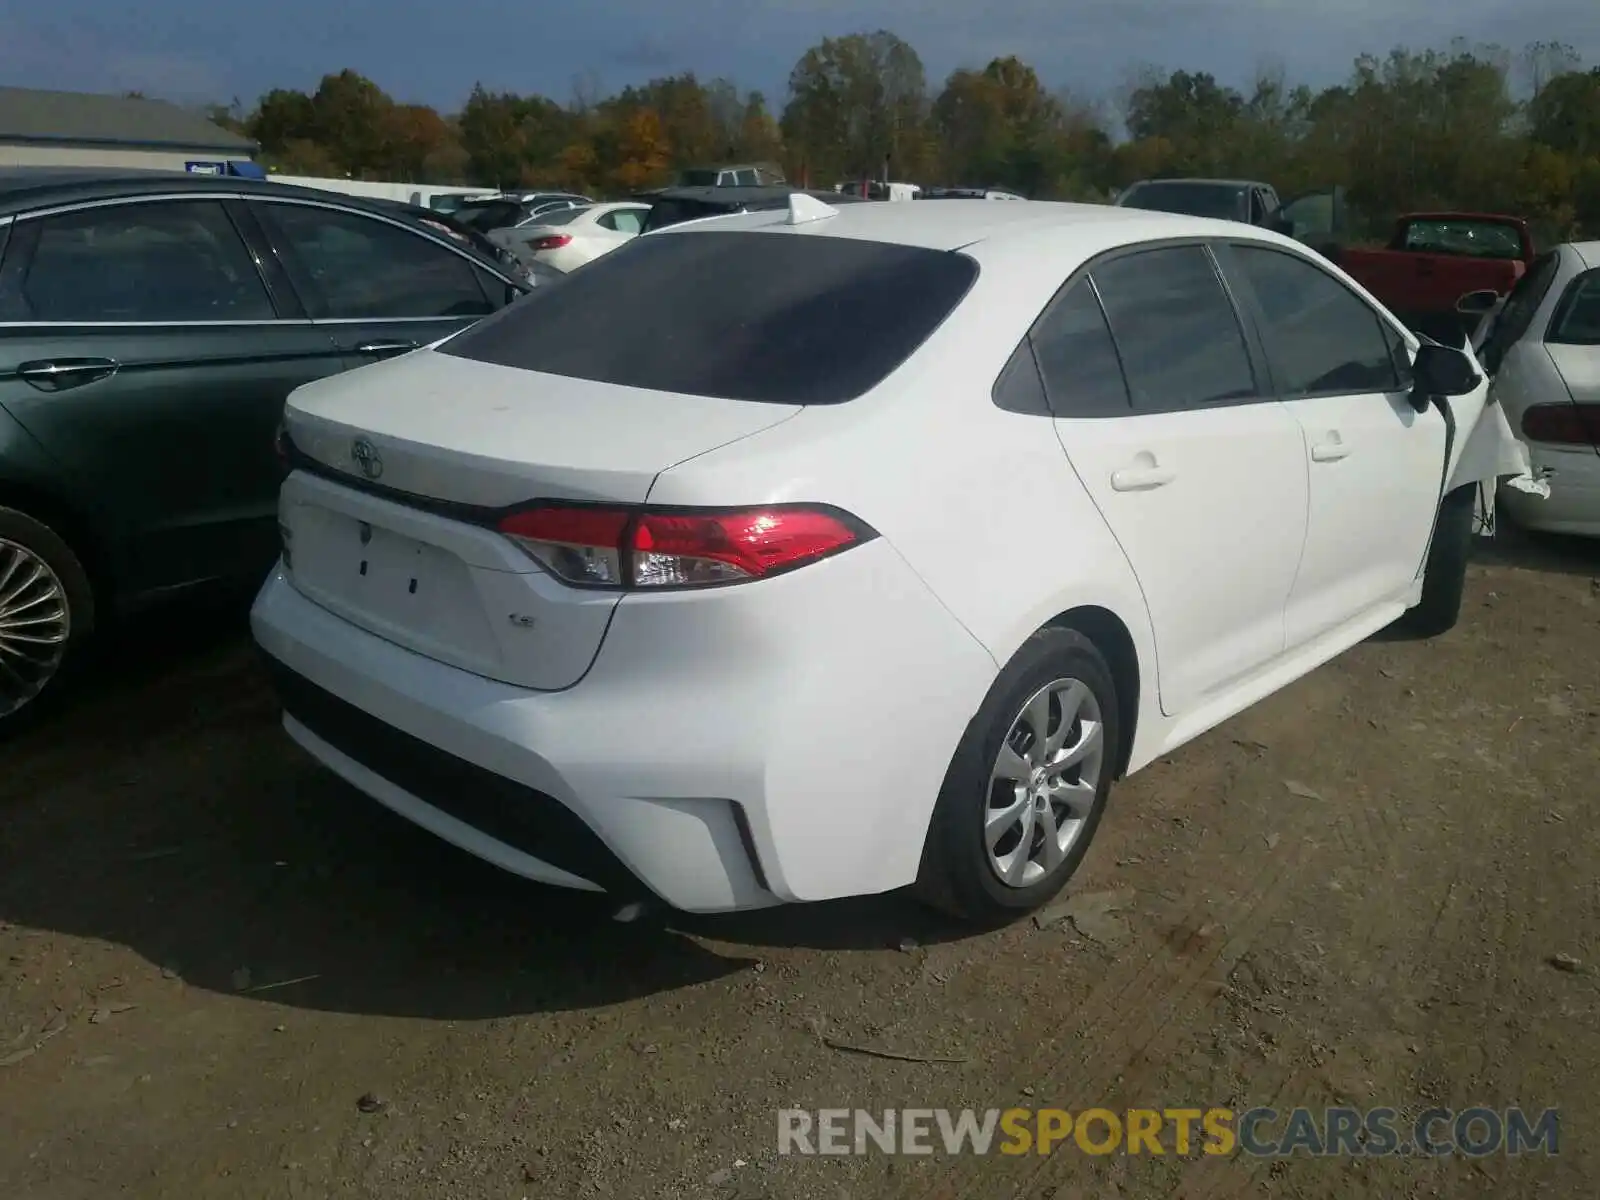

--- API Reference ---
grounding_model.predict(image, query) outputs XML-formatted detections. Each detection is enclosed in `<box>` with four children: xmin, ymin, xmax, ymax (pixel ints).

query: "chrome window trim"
<box><xmin>0</xmin><ymin>316</ymin><xmax>469</xmax><ymax>329</ymax></box>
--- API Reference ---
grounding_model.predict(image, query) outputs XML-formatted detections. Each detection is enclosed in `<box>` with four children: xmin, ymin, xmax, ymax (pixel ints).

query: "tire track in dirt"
<box><xmin>906</xmin><ymin>808</ymin><xmax>1328</xmax><ymax>1200</ymax></box>
<box><xmin>945</xmin><ymin>676</ymin><xmax>1396</xmax><ymax>1199</ymax></box>
<box><xmin>997</xmin><ymin>834</ymin><xmax>1334</xmax><ymax>1200</ymax></box>
<box><xmin>1171</xmin><ymin>1056</ymin><xmax>1327</xmax><ymax>1200</ymax></box>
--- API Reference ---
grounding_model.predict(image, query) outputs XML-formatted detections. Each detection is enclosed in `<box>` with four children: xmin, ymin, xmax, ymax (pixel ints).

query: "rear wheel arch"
<box><xmin>1040</xmin><ymin>605</ymin><xmax>1141</xmax><ymax>780</ymax></box>
<box><xmin>0</xmin><ymin>479</ymin><xmax>112</xmax><ymax>626</ymax></box>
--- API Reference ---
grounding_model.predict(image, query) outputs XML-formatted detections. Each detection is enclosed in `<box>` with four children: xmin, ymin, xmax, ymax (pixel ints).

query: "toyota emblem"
<box><xmin>350</xmin><ymin>438</ymin><xmax>383</xmax><ymax>480</ymax></box>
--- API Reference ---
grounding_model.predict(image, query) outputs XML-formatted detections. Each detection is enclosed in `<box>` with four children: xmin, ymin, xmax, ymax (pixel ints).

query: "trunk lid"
<box><xmin>278</xmin><ymin>348</ymin><xmax>800</xmax><ymax>689</ymax></box>
<box><xmin>284</xmin><ymin>348</ymin><xmax>799</xmax><ymax>507</ymax></box>
<box><xmin>1546</xmin><ymin>343</ymin><xmax>1600</xmax><ymax>453</ymax></box>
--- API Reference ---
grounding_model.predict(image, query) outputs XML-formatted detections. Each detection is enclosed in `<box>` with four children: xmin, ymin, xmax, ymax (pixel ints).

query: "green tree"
<box><xmin>782</xmin><ymin>31</ymin><xmax>928</xmax><ymax>186</ymax></box>
<box><xmin>1529</xmin><ymin>66</ymin><xmax>1600</xmax><ymax>158</ymax></box>
<box><xmin>458</xmin><ymin>85</ymin><xmax>529</xmax><ymax>189</ymax></box>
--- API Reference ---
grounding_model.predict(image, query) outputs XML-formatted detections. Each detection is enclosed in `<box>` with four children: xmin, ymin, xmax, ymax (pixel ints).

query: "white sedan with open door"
<box><xmin>253</xmin><ymin>195</ymin><xmax>1523</xmax><ymax>920</ymax></box>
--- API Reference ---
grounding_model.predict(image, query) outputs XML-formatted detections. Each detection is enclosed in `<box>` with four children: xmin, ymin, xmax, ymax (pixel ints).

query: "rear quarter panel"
<box><xmin>646</xmin><ymin>228</ymin><xmax>1167</xmax><ymax>767</ymax></box>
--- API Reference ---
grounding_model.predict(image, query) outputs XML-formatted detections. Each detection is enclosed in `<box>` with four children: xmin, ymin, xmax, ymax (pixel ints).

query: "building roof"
<box><xmin>0</xmin><ymin>87</ymin><xmax>255</xmax><ymax>153</ymax></box>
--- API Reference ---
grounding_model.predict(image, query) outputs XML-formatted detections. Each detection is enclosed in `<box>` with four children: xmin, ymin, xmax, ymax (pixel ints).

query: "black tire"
<box><xmin>0</xmin><ymin>505</ymin><xmax>95</xmax><ymax>726</ymax></box>
<box><xmin>1394</xmin><ymin>484</ymin><xmax>1475</xmax><ymax>638</ymax></box>
<box><xmin>915</xmin><ymin>627</ymin><xmax>1120</xmax><ymax>922</ymax></box>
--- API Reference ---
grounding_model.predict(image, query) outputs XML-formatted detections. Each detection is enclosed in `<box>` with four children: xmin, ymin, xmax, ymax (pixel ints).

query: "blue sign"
<box><xmin>184</xmin><ymin>160</ymin><xmax>268</xmax><ymax>179</ymax></box>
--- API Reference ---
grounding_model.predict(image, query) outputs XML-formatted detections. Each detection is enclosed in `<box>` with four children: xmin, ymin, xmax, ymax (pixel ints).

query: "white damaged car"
<box><xmin>252</xmin><ymin>195</ymin><xmax>1533</xmax><ymax>920</ymax></box>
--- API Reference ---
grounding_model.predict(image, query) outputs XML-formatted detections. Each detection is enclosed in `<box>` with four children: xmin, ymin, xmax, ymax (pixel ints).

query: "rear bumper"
<box><xmin>251</xmin><ymin>539</ymin><xmax>997</xmax><ymax>913</ymax></box>
<box><xmin>1498</xmin><ymin>446</ymin><xmax>1600</xmax><ymax>538</ymax></box>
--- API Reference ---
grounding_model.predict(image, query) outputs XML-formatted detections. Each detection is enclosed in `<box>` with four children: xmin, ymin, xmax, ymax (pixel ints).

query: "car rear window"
<box><xmin>641</xmin><ymin>197</ymin><xmax>741</xmax><ymax>233</ymax></box>
<box><xmin>456</xmin><ymin>201</ymin><xmax>524</xmax><ymax>231</ymax></box>
<box><xmin>1120</xmin><ymin>183</ymin><xmax>1247</xmax><ymax>222</ymax></box>
<box><xmin>440</xmin><ymin>230</ymin><xmax>979</xmax><ymax>404</ymax></box>
<box><xmin>1401</xmin><ymin>219</ymin><xmax>1523</xmax><ymax>259</ymax></box>
<box><xmin>1548</xmin><ymin>270</ymin><xmax>1600</xmax><ymax>345</ymax></box>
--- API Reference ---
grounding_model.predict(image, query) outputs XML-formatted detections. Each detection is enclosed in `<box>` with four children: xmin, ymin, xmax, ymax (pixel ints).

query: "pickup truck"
<box><xmin>1115</xmin><ymin>177</ymin><xmax>1292</xmax><ymax>232</ymax></box>
<box><xmin>1324</xmin><ymin>212</ymin><xmax>1534</xmax><ymax>339</ymax></box>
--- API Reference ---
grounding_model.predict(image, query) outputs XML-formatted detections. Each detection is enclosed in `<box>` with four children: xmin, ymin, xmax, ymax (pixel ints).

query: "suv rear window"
<box><xmin>440</xmin><ymin>230</ymin><xmax>978</xmax><ymax>404</ymax></box>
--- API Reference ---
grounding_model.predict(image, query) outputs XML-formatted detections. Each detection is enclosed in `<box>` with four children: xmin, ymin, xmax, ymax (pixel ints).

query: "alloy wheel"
<box><xmin>0</xmin><ymin>538</ymin><xmax>72</xmax><ymax>718</ymax></box>
<box><xmin>985</xmin><ymin>676</ymin><xmax>1106</xmax><ymax>888</ymax></box>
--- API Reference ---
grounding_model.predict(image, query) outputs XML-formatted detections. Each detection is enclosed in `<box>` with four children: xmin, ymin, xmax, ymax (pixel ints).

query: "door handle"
<box><xmin>1310</xmin><ymin>436</ymin><xmax>1351</xmax><ymax>462</ymax></box>
<box><xmin>15</xmin><ymin>358</ymin><xmax>120</xmax><ymax>391</ymax></box>
<box><xmin>349</xmin><ymin>340</ymin><xmax>419</xmax><ymax>357</ymax></box>
<box><xmin>1109</xmin><ymin>464</ymin><xmax>1175</xmax><ymax>492</ymax></box>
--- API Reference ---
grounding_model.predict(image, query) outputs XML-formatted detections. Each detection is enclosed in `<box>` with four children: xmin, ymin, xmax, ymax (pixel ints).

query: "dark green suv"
<box><xmin>0</xmin><ymin>169</ymin><xmax>528</xmax><ymax>721</ymax></box>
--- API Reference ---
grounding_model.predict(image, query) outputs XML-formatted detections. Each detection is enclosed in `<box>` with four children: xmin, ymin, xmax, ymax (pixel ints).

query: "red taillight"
<box><xmin>528</xmin><ymin>234</ymin><xmax>572</xmax><ymax>251</ymax></box>
<box><xmin>496</xmin><ymin>504</ymin><xmax>872</xmax><ymax>589</ymax></box>
<box><xmin>1521</xmin><ymin>403</ymin><xmax>1600</xmax><ymax>447</ymax></box>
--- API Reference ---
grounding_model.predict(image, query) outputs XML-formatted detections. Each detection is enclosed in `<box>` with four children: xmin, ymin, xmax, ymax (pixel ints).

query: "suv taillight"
<box><xmin>496</xmin><ymin>503</ymin><xmax>875</xmax><ymax>589</ymax></box>
<box><xmin>1521</xmin><ymin>403</ymin><xmax>1600</xmax><ymax>447</ymax></box>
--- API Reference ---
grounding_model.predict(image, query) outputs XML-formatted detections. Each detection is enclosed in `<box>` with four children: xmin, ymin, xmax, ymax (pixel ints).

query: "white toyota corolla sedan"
<box><xmin>252</xmin><ymin>194</ymin><xmax>1510</xmax><ymax>921</ymax></box>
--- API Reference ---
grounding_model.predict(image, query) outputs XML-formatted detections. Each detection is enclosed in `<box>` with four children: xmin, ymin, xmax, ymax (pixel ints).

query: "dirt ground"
<box><xmin>2</xmin><ymin>526</ymin><xmax>1597</xmax><ymax>1200</ymax></box>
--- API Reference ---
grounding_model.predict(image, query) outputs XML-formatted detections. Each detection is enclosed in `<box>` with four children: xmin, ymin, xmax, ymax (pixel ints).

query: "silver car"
<box><xmin>1467</xmin><ymin>242</ymin><xmax>1600</xmax><ymax>538</ymax></box>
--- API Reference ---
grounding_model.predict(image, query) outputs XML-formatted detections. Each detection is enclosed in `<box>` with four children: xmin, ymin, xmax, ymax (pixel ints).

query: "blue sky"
<box><xmin>1</xmin><ymin>0</ymin><xmax>1595</xmax><ymax>112</ymax></box>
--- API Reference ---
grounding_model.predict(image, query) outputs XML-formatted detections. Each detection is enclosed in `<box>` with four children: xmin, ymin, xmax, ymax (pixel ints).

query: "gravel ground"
<box><xmin>2</xmin><ymin>526</ymin><xmax>1597</xmax><ymax>1200</ymax></box>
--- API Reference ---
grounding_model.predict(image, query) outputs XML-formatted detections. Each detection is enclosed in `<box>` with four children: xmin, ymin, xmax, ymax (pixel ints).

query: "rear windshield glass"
<box><xmin>529</xmin><ymin>206</ymin><xmax>586</xmax><ymax>227</ymax></box>
<box><xmin>440</xmin><ymin>230</ymin><xmax>979</xmax><ymax>404</ymax></box>
<box><xmin>1401</xmin><ymin>219</ymin><xmax>1523</xmax><ymax>259</ymax></box>
<box><xmin>1120</xmin><ymin>183</ymin><xmax>1246</xmax><ymax>222</ymax></box>
<box><xmin>641</xmin><ymin>196</ymin><xmax>742</xmax><ymax>233</ymax></box>
<box><xmin>456</xmin><ymin>201</ymin><xmax>524</xmax><ymax>231</ymax></box>
<box><xmin>1549</xmin><ymin>270</ymin><xmax>1600</xmax><ymax>345</ymax></box>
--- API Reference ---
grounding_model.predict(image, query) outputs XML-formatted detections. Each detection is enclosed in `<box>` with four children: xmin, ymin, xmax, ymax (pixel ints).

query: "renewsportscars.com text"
<box><xmin>777</xmin><ymin>1106</ymin><xmax>1560</xmax><ymax>1158</ymax></box>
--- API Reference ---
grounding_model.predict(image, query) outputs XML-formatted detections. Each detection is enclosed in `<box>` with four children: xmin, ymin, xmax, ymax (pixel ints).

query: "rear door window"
<box><xmin>1089</xmin><ymin>245</ymin><xmax>1257</xmax><ymax>412</ymax></box>
<box><xmin>1227</xmin><ymin>245</ymin><xmax>1400</xmax><ymax>395</ymax></box>
<box><xmin>11</xmin><ymin>200</ymin><xmax>273</xmax><ymax>323</ymax></box>
<box><xmin>1026</xmin><ymin>281</ymin><xmax>1131</xmax><ymax>417</ymax></box>
<box><xmin>255</xmin><ymin>203</ymin><xmax>494</xmax><ymax>320</ymax></box>
<box><xmin>441</xmin><ymin>230</ymin><xmax>978</xmax><ymax>404</ymax></box>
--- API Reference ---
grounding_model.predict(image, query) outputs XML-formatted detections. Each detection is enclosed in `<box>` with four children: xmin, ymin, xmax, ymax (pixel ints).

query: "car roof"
<box><xmin>0</xmin><ymin>167</ymin><xmax>518</xmax><ymax>276</ymax></box>
<box><xmin>0</xmin><ymin>166</ymin><xmax>409</xmax><ymax>218</ymax></box>
<box><xmin>1568</xmin><ymin>241</ymin><xmax>1600</xmax><ymax>270</ymax></box>
<box><xmin>651</xmin><ymin>185</ymin><xmax>858</xmax><ymax>206</ymax></box>
<box><xmin>1127</xmin><ymin>178</ymin><xmax>1268</xmax><ymax>189</ymax></box>
<box><xmin>650</xmin><ymin>196</ymin><xmax>1263</xmax><ymax>254</ymax></box>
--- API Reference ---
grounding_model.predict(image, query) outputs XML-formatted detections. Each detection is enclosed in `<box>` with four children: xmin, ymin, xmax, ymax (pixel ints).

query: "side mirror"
<box><xmin>1408</xmin><ymin>342</ymin><xmax>1482</xmax><ymax>411</ymax></box>
<box><xmin>1456</xmin><ymin>288</ymin><xmax>1500</xmax><ymax>316</ymax></box>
